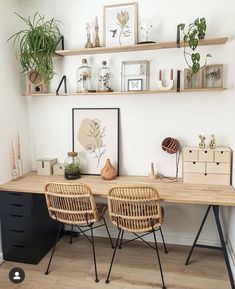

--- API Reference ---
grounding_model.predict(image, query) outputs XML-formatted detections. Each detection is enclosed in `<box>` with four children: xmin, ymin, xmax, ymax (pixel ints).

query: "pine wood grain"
<box><xmin>0</xmin><ymin>171</ymin><xmax>235</xmax><ymax>206</ymax></box>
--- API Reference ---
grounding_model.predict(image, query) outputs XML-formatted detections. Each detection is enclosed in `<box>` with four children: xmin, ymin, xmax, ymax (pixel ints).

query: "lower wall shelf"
<box><xmin>22</xmin><ymin>88</ymin><xmax>227</xmax><ymax>96</ymax></box>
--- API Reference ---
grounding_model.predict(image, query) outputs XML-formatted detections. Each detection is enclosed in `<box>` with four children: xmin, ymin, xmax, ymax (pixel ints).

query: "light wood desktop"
<box><xmin>0</xmin><ymin>171</ymin><xmax>235</xmax><ymax>289</ymax></box>
<box><xmin>0</xmin><ymin>171</ymin><xmax>235</xmax><ymax>206</ymax></box>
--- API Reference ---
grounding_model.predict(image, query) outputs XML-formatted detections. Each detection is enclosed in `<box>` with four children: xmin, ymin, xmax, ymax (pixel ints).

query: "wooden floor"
<box><xmin>0</xmin><ymin>235</ymin><xmax>231</xmax><ymax>289</ymax></box>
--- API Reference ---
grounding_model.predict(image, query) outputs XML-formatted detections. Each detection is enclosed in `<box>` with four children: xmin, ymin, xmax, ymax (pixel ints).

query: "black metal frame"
<box><xmin>105</xmin><ymin>222</ymin><xmax>167</xmax><ymax>289</ymax></box>
<box><xmin>185</xmin><ymin>205</ymin><xmax>235</xmax><ymax>289</ymax></box>
<box><xmin>45</xmin><ymin>216</ymin><xmax>114</xmax><ymax>282</ymax></box>
<box><xmin>56</xmin><ymin>75</ymin><xmax>67</xmax><ymax>95</ymax></box>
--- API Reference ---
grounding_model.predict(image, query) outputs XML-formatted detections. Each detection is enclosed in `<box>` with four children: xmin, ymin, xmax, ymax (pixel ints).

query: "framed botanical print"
<box><xmin>103</xmin><ymin>2</ymin><xmax>138</xmax><ymax>47</ymax></box>
<box><xmin>72</xmin><ymin>108</ymin><xmax>119</xmax><ymax>175</ymax></box>
<box><xmin>204</xmin><ymin>64</ymin><xmax>223</xmax><ymax>88</ymax></box>
<box><xmin>184</xmin><ymin>68</ymin><xmax>203</xmax><ymax>89</ymax></box>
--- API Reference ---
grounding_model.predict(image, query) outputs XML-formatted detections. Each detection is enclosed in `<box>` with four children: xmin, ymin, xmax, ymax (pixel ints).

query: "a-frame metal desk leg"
<box><xmin>185</xmin><ymin>205</ymin><xmax>235</xmax><ymax>289</ymax></box>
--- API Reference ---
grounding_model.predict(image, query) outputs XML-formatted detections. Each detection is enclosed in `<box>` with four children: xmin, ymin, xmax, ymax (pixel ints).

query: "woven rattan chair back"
<box><xmin>45</xmin><ymin>182</ymin><xmax>99</xmax><ymax>225</ymax></box>
<box><xmin>108</xmin><ymin>185</ymin><xmax>163</xmax><ymax>233</ymax></box>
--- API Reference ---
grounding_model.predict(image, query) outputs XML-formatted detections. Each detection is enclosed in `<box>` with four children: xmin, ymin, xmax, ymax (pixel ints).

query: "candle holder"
<box><xmin>94</xmin><ymin>16</ymin><xmax>101</xmax><ymax>48</ymax></box>
<box><xmin>157</xmin><ymin>69</ymin><xmax>174</xmax><ymax>90</ymax></box>
<box><xmin>85</xmin><ymin>23</ymin><xmax>93</xmax><ymax>48</ymax></box>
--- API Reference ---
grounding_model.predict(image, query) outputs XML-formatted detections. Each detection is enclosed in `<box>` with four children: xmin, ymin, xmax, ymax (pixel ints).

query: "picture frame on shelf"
<box><xmin>204</xmin><ymin>64</ymin><xmax>223</xmax><ymax>88</ymax></box>
<box><xmin>103</xmin><ymin>2</ymin><xmax>138</xmax><ymax>47</ymax></box>
<box><xmin>121</xmin><ymin>60</ymin><xmax>149</xmax><ymax>92</ymax></box>
<box><xmin>72</xmin><ymin>108</ymin><xmax>119</xmax><ymax>175</ymax></box>
<box><xmin>184</xmin><ymin>68</ymin><xmax>203</xmax><ymax>89</ymax></box>
<box><xmin>128</xmin><ymin>79</ymin><xmax>143</xmax><ymax>91</ymax></box>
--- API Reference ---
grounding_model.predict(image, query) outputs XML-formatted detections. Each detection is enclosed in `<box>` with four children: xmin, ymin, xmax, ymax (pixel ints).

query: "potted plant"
<box><xmin>8</xmin><ymin>12</ymin><xmax>61</xmax><ymax>86</ymax></box>
<box><xmin>64</xmin><ymin>163</ymin><xmax>80</xmax><ymax>180</ymax></box>
<box><xmin>178</xmin><ymin>17</ymin><xmax>211</xmax><ymax>74</ymax></box>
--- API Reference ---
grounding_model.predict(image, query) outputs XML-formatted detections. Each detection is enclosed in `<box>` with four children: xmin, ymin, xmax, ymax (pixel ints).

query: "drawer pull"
<box><xmin>205</xmin><ymin>151</ymin><xmax>208</xmax><ymax>153</ymax></box>
<box><xmin>11</xmin><ymin>229</ymin><xmax>25</xmax><ymax>233</ymax></box>
<box><xmin>12</xmin><ymin>244</ymin><xmax>25</xmax><ymax>248</ymax></box>
<box><xmin>10</xmin><ymin>214</ymin><xmax>24</xmax><ymax>218</ymax></box>
<box><xmin>221</xmin><ymin>151</ymin><xmax>224</xmax><ymax>154</ymax></box>
<box><xmin>10</xmin><ymin>204</ymin><xmax>23</xmax><ymax>207</ymax></box>
<box><xmin>193</xmin><ymin>162</ymin><xmax>196</xmax><ymax>164</ymax></box>
<box><xmin>217</xmin><ymin>162</ymin><xmax>220</xmax><ymax>165</ymax></box>
<box><xmin>204</xmin><ymin>173</ymin><xmax>207</xmax><ymax>176</ymax></box>
<box><xmin>9</xmin><ymin>193</ymin><xmax>22</xmax><ymax>196</ymax></box>
<box><xmin>189</xmin><ymin>150</ymin><xmax>192</xmax><ymax>153</ymax></box>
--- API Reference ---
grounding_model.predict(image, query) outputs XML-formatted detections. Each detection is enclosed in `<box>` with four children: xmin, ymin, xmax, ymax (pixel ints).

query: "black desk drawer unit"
<box><xmin>0</xmin><ymin>191</ymin><xmax>59</xmax><ymax>264</ymax></box>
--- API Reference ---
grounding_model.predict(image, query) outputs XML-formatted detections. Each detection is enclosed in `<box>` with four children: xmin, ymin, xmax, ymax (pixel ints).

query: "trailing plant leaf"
<box><xmin>178</xmin><ymin>17</ymin><xmax>211</xmax><ymax>74</ymax></box>
<box><xmin>8</xmin><ymin>12</ymin><xmax>61</xmax><ymax>84</ymax></box>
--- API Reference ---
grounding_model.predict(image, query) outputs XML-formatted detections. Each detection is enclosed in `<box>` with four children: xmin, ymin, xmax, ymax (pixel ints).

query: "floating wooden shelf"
<box><xmin>23</xmin><ymin>88</ymin><xmax>227</xmax><ymax>96</ymax></box>
<box><xmin>55</xmin><ymin>37</ymin><xmax>228</xmax><ymax>56</ymax></box>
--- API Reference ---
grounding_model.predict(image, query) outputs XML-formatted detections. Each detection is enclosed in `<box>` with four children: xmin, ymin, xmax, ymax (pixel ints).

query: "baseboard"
<box><xmin>227</xmin><ymin>238</ymin><xmax>235</xmax><ymax>278</ymax></box>
<box><xmin>65</xmin><ymin>225</ymin><xmax>221</xmax><ymax>247</ymax></box>
<box><xmin>0</xmin><ymin>252</ymin><xmax>4</xmax><ymax>264</ymax></box>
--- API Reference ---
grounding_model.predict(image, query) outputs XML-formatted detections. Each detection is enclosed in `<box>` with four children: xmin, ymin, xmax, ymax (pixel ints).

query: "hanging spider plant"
<box><xmin>8</xmin><ymin>12</ymin><xmax>61</xmax><ymax>84</ymax></box>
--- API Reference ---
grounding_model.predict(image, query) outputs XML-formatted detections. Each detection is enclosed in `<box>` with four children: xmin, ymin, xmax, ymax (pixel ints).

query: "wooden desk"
<box><xmin>0</xmin><ymin>171</ymin><xmax>235</xmax><ymax>206</ymax></box>
<box><xmin>0</xmin><ymin>171</ymin><xmax>235</xmax><ymax>289</ymax></box>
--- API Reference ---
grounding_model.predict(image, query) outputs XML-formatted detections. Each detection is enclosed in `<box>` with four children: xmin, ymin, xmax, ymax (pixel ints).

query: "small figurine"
<box><xmin>148</xmin><ymin>162</ymin><xmax>157</xmax><ymax>179</ymax></box>
<box><xmin>85</xmin><ymin>23</ymin><xmax>93</xmax><ymax>48</ymax></box>
<box><xmin>199</xmin><ymin>135</ymin><xmax>206</xmax><ymax>149</ymax></box>
<box><xmin>209</xmin><ymin>134</ymin><xmax>216</xmax><ymax>149</ymax></box>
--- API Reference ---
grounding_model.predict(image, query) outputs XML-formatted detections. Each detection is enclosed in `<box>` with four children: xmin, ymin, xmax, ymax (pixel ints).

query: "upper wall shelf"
<box><xmin>23</xmin><ymin>88</ymin><xmax>227</xmax><ymax>97</ymax></box>
<box><xmin>55</xmin><ymin>37</ymin><xmax>228</xmax><ymax>56</ymax></box>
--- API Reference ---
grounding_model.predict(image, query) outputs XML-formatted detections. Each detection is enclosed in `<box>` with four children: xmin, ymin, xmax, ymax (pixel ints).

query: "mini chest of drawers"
<box><xmin>182</xmin><ymin>147</ymin><xmax>232</xmax><ymax>185</ymax></box>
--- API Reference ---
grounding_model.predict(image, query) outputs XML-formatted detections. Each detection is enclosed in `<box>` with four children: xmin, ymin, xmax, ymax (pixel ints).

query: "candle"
<box><xmin>95</xmin><ymin>16</ymin><xmax>98</xmax><ymax>27</ymax></box>
<box><xmin>11</xmin><ymin>141</ymin><xmax>16</xmax><ymax>169</ymax></box>
<box><xmin>170</xmin><ymin>69</ymin><xmax>173</xmax><ymax>80</ymax></box>
<box><xmin>159</xmin><ymin>70</ymin><xmax>162</xmax><ymax>81</ymax></box>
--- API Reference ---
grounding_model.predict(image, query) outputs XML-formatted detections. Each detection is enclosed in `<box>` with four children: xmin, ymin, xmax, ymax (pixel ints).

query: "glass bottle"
<box><xmin>98</xmin><ymin>61</ymin><xmax>112</xmax><ymax>92</ymax></box>
<box><xmin>77</xmin><ymin>59</ymin><xmax>92</xmax><ymax>93</ymax></box>
<box><xmin>64</xmin><ymin>152</ymin><xmax>80</xmax><ymax>180</ymax></box>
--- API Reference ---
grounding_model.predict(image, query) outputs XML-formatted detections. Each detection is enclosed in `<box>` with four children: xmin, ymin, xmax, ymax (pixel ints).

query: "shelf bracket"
<box><xmin>56</xmin><ymin>35</ymin><xmax>65</xmax><ymax>50</ymax></box>
<box><xmin>56</xmin><ymin>75</ymin><xmax>67</xmax><ymax>95</ymax></box>
<box><xmin>176</xmin><ymin>25</ymin><xmax>181</xmax><ymax>48</ymax></box>
<box><xmin>177</xmin><ymin>70</ymin><xmax>181</xmax><ymax>92</ymax></box>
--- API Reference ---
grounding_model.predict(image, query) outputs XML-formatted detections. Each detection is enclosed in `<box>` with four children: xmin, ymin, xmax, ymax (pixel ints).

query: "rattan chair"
<box><xmin>44</xmin><ymin>182</ymin><xmax>114</xmax><ymax>282</ymax></box>
<box><xmin>105</xmin><ymin>185</ymin><xmax>167</xmax><ymax>289</ymax></box>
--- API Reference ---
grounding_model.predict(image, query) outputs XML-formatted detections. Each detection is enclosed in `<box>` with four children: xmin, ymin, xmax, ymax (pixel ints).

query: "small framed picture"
<box><xmin>204</xmin><ymin>64</ymin><xmax>223</xmax><ymax>88</ymax></box>
<box><xmin>72</xmin><ymin>108</ymin><xmax>119</xmax><ymax>175</ymax></box>
<box><xmin>121</xmin><ymin>60</ymin><xmax>149</xmax><ymax>91</ymax></box>
<box><xmin>103</xmin><ymin>2</ymin><xmax>138</xmax><ymax>47</ymax></box>
<box><xmin>184</xmin><ymin>68</ymin><xmax>203</xmax><ymax>89</ymax></box>
<box><xmin>128</xmin><ymin>79</ymin><xmax>143</xmax><ymax>91</ymax></box>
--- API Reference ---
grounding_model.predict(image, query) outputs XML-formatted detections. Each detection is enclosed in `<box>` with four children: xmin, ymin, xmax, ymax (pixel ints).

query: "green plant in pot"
<box><xmin>178</xmin><ymin>17</ymin><xmax>211</xmax><ymax>74</ymax></box>
<box><xmin>8</xmin><ymin>12</ymin><xmax>61</xmax><ymax>86</ymax></box>
<box><xmin>64</xmin><ymin>152</ymin><xmax>81</xmax><ymax>180</ymax></box>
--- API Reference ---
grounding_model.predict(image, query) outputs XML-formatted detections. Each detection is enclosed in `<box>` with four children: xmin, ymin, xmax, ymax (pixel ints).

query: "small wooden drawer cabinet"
<box><xmin>182</xmin><ymin>147</ymin><xmax>232</xmax><ymax>185</ymax></box>
<box><xmin>0</xmin><ymin>191</ymin><xmax>59</xmax><ymax>264</ymax></box>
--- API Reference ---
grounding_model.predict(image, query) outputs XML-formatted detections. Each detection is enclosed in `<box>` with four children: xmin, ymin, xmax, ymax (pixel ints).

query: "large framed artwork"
<box><xmin>103</xmin><ymin>2</ymin><xmax>138</xmax><ymax>47</ymax></box>
<box><xmin>72</xmin><ymin>108</ymin><xmax>120</xmax><ymax>175</ymax></box>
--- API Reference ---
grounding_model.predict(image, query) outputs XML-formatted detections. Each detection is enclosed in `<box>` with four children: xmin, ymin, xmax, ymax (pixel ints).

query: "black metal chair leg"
<box><xmin>90</xmin><ymin>224</ymin><xmax>99</xmax><ymax>282</ymax></box>
<box><xmin>119</xmin><ymin>230</ymin><xmax>124</xmax><ymax>249</ymax></box>
<box><xmin>105</xmin><ymin>229</ymin><xmax>122</xmax><ymax>284</ymax></box>
<box><xmin>103</xmin><ymin>217</ymin><xmax>114</xmax><ymax>248</ymax></box>
<box><xmin>213</xmin><ymin>205</ymin><xmax>235</xmax><ymax>289</ymax></box>
<box><xmin>185</xmin><ymin>205</ymin><xmax>211</xmax><ymax>265</ymax></box>
<box><xmin>69</xmin><ymin>224</ymin><xmax>74</xmax><ymax>244</ymax></box>
<box><xmin>159</xmin><ymin>227</ymin><xmax>168</xmax><ymax>254</ymax></box>
<box><xmin>45</xmin><ymin>223</ymin><xmax>63</xmax><ymax>275</ymax></box>
<box><xmin>152</xmin><ymin>229</ymin><xmax>166</xmax><ymax>289</ymax></box>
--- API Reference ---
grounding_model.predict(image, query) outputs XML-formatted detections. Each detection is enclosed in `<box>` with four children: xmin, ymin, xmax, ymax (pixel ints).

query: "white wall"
<box><xmin>0</xmin><ymin>0</ymin><xmax>32</xmax><ymax>262</ymax></box>
<box><xmin>16</xmin><ymin>0</ymin><xmax>235</xmax><ymax>272</ymax></box>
